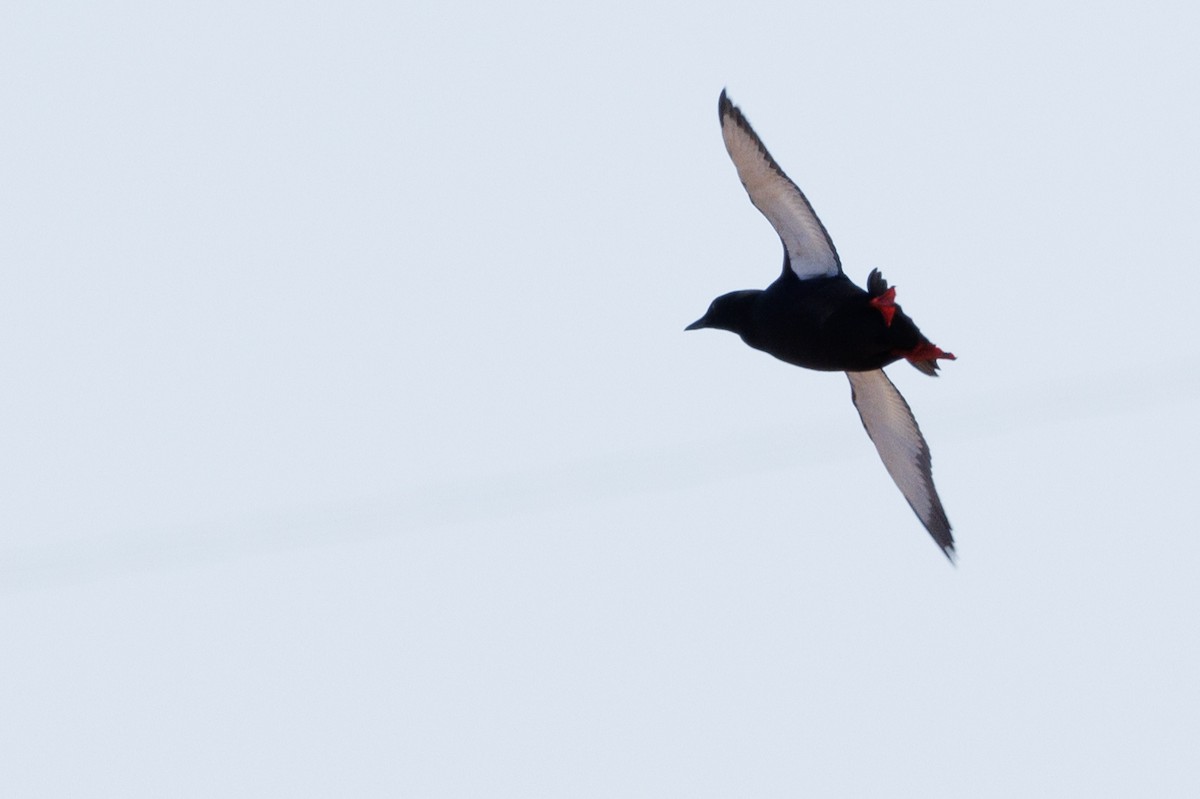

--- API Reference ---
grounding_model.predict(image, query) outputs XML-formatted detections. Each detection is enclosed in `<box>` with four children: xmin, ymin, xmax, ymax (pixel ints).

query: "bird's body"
<box><xmin>703</xmin><ymin>270</ymin><xmax>928</xmax><ymax>373</ymax></box>
<box><xmin>688</xmin><ymin>91</ymin><xmax>958</xmax><ymax>559</ymax></box>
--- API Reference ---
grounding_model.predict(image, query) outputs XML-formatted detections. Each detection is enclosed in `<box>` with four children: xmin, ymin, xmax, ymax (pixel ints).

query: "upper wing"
<box><xmin>846</xmin><ymin>369</ymin><xmax>954</xmax><ymax>559</ymax></box>
<box><xmin>719</xmin><ymin>90</ymin><xmax>841</xmax><ymax>280</ymax></box>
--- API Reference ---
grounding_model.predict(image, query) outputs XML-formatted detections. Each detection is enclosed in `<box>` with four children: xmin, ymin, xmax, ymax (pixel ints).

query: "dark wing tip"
<box><xmin>941</xmin><ymin>541</ymin><xmax>958</xmax><ymax>565</ymax></box>
<box><xmin>718</xmin><ymin>89</ymin><xmax>757</xmax><ymax>141</ymax></box>
<box><xmin>930</xmin><ymin>518</ymin><xmax>956</xmax><ymax>562</ymax></box>
<box><xmin>915</xmin><ymin>488</ymin><xmax>955</xmax><ymax>562</ymax></box>
<box><xmin>922</xmin><ymin>473</ymin><xmax>955</xmax><ymax>561</ymax></box>
<box><xmin>718</xmin><ymin>88</ymin><xmax>734</xmax><ymax>124</ymax></box>
<box><xmin>716</xmin><ymin>91</ymin><xmax>786</xmax><ymax>189</ymax></box>
<box><xmin>912</xmin><ymin>491</ymin><xmax>954</xmax><ymax>561</ymax></box>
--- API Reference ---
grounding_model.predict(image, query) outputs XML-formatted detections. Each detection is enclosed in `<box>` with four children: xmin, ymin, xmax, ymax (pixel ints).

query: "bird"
<box><xmin>687</xmin><ymin>90</ymin><xmax>958</xmax><ymax>560</ymax></box>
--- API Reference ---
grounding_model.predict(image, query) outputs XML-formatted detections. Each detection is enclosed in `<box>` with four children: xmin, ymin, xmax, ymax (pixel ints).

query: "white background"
<box><xmin>3</xmin><ymin>1</ymin><xmax>1198</xmax><ymax>796</ymax></box>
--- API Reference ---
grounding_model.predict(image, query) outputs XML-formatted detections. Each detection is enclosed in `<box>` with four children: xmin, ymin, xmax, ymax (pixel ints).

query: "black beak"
<box><xmin>684</xmin><ymin>317</ymin><xmax>707</xmax><ymax>331</ymax></box>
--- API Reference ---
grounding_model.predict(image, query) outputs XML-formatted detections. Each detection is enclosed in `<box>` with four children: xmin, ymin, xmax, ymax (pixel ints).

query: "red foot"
<box><xmin>900</xmin><ymin>341</ymin><xmax>957</xmax><ymax>364</ymax></box>
<box><xmin>869</xmin><ymin>287</ymin><xmax>897</xmax><ymax>326</ymax></box>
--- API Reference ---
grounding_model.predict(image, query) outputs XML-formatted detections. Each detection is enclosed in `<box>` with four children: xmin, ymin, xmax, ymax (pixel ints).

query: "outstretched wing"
<box><xmin>846</xmin><ymin>369</ymin><xmax>954</xmax><ymax>559</ymax></box>
<box><xmin>719</xmin><ymin>90</ymin><xmax>841</xmax><ymax>280</ymax></box>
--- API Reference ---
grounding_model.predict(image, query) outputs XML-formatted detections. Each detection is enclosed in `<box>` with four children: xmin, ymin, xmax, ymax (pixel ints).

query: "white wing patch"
<box><xmin>720</xmin><ymin>91</ymin><xmax>841</xmax><ymax>280</ymax></box>
<box><xmin>846</xmin><ymin>369</ymin><xmax>954</xmax><ymax>558</ymax></box>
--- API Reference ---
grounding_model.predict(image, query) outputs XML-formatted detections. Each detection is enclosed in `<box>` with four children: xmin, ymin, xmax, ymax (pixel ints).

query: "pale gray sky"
<box><xmin>3</xmin><ymin>1</ymin><xmax>1199</xmax><ymax>796</ymax></box>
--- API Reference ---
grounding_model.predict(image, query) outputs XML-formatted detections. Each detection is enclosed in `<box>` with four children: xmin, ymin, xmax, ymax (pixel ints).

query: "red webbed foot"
<box><xmin>904</xmin><ymin>341</ymin><xmax>956</xmax><ymax>361</ymax></box>
<box><xmin>899</xmin><ymin>341</ymin><xmax>957</xmax><ymax>367</ymax></box>
<box><xmin>869</xmin><ymin>286</ymin><xmax>897</xmax><ymax>326</ymax></box>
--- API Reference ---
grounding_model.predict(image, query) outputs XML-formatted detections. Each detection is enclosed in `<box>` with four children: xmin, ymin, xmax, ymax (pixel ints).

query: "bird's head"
<box><xmin>685</xmin><ymin>290</ymin><xmax>758</xmax><ymax>334</ymax></box>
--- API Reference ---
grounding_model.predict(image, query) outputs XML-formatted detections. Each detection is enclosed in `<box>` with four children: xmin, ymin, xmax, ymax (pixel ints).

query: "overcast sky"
<box><xmin>3</xmin><ymin>1</ymin><xmax>1199</xmax><ymax>796</ymax></box>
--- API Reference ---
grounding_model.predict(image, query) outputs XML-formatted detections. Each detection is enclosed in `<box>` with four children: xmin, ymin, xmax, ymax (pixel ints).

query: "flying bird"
<box><xmin>687</xmin><ymin>90</ymin><xmax>958</xmax><ymax>559</ymax></box>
